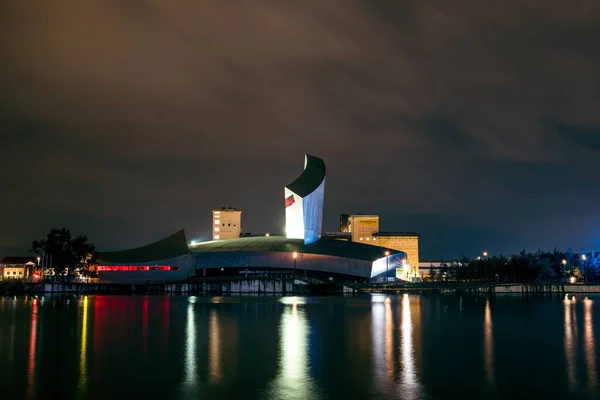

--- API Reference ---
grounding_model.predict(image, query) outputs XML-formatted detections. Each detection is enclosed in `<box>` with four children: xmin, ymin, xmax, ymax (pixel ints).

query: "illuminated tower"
<box><xmin>212</xmin><ymin>208</ymin><xmax>242</xmax><ymax>240</ymax></box>
<box><xmin>285</xmin><ymin>154</ymin><xmax>326</xmax><ymax>245</ymax></box>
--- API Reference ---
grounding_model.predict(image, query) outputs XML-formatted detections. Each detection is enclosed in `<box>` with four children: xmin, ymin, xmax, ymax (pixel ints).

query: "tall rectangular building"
<box><xmin>212</xmin><ymin>208</ymin><xmax>242</xmax><ymax>240</ymax></box>
<box><xmin>345</xmin><ymin>215</ymin><xmax>380</xmax><ymax>243</ymax></box>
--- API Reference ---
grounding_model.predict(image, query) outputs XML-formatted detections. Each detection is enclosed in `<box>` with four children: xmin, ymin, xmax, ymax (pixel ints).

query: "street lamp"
<box><xmin>582</xmin><ymin>254</ymin><xmax>587</xmax><ymax>276</ymax></box>
<box><xmin>483</xmin><ymin>251</ymin><xmax>488</xmax><ymax>257</ymax></box>
<box><xmin>293</xmin><ymin>251</ymin><xmax>297</xmax><ymax>275</ymax></box>
<box><xmin>562</xmin><ymin>259</ymin><xmax>567</xmax><ymax>281</ymax></box>
<box><xmin>384</xmin><ymin>251</ymin><xmax>390</xmax><ymax>282</ymax></box>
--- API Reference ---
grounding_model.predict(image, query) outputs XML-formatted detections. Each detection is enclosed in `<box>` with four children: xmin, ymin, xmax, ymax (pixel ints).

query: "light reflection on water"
<box><xmin>564</xmin><ymin>295</ymin><xmax>578</xmax><ymax>388</ymax></box>
<box><xmin>371</xmin><ymin>294</ymin><xmax>423</xmax><ymax>398</ymax></box>
<box><xmin>1</xmin><ymin>294</ymin><xmax>599</xmax><ymax>399</ymax></box>
<box><xmin>399</xmin><ymin>294</ymin><xmax>421</xmax><ymax>399</ymax></box>
<box><xmin>484</xmin><ymin>298</ymin><xmax>494</xmax><ymax>386</ymax></box>
<box><xmin>184</xmin><ymin>302</ymin><xmax>197</xmax><ymax>388</ymax></box>
<box><xmin>26</xmin><ymin>298</ymin><xmax>38</xmax><ymax>398</ymax></box>
<box><xmin>267</xmin><ymin>302</ymin><xmax>318</xmax><ymax>400</ymax></box>
<box><xmin>79</xmin><ymin>296</ymin><xmax>89</xmax><ymax>395</ymax></box>
<box><xmin>584</xmin><ymin>298</ymin><xmax>596</xmax><ymax>390</ymax></box>
<box><xmin>208</xmin><ymin>309</ymin><xmax>222</xmax><ymax>383</ymax></box>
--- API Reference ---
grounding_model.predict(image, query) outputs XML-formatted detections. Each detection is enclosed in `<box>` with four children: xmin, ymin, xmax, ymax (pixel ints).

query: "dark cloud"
<box><xmin>1</xmin><ymin>0</ymin><xmax>600</xmax><ymax>258</ymax></box>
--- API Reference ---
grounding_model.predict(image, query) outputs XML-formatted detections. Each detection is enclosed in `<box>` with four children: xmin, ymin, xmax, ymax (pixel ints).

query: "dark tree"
<box><xmin>31</xmin><ymin>228</ymin><xmax>98</xmax><ymax>280</ymax></box>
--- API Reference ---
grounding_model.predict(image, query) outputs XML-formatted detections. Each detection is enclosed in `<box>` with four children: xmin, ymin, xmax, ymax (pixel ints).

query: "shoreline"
<box><xmin>2</xmin><ymin>278</ymin><xmax>600</xmax><ymax>296</ymax></box>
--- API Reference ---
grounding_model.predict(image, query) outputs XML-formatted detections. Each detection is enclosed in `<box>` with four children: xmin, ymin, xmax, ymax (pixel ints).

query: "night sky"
<box><xmin>1</xmin><ymin>1</ymin><xmax>600</xmax><ymax>259</ymax></box>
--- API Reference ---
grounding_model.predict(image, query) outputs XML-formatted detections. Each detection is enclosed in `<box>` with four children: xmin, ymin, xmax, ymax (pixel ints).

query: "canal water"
<box><xmin>0</xmin><ymin>294</ymin><xmax>598</xmax><ymax>399</ymax></box>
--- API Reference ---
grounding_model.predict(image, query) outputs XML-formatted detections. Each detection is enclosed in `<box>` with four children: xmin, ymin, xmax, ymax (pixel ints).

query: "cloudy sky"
<box><xmin>1</xmin><ymin>1</ymin><xmax>599</xmax><ymax>259</ymax></box>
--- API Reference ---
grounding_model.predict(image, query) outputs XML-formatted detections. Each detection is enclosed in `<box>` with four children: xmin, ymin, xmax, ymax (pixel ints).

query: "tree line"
<box><xmin>31</xmin><ymin>228</ymin><xmax>97</xmax><ymax>281</ymax></box>
<box><xmin>427</xmin><ymin>249</ymin><xmax>600</xmax><ymax>283</ymax></box>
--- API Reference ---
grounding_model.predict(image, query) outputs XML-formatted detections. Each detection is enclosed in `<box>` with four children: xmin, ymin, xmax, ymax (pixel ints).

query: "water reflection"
<box><xmin>564</xmin><ymin>296</ymin><xmax>578</xmax><ymax>388</ymax></box>
<box><xmin>142</xmin><ymin>296</ymin><xmax>148</xmax><ymax>359</ymax></box>
<box><xmin>27</xmin><ymin>298</ymin><xmax>38</xmax><ymax>398</ymax></box>
<box><xmin>268</xmin><ymin>302</ymin><xmax>316</xmax><ymax>399</ymax></box>
<box><xmin>385</xmin><ymin>299</ymin><xmax>394</xmax><ymax>381</ymax></box>
<box><xmin>484</xmin><ymin>299</ymin><xmax>494</xmax><ymax>385</ymax></box>
<box><xmin>399</xmin><ymin>294</ymin><xmax>421</xmax><ymax>399</ymax></box>
<box><xmin>371</xmin><ymin>295</ymin><xmax>389</xmax><ymax>391</ymax></box>
<box><xmin>584</xmin><ymin>298</ymin><xmax>596</xmax><ymax>389</ymax></box>
<box><xmin>79</xmin><ymin>296</ymin><xmax>89</xmax><ymax>394</ymax></box>
<box><xmin>208</xmin><ymin>309</ymin><xmax>222</xmax><ymax>383</ymax></box>
<box><xmin>184</xmin><ymin>302</ymin><xmax>197</xmax><ymax>387</ymax></box>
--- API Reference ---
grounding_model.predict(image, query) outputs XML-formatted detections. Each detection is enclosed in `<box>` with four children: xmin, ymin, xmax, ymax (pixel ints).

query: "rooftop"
<box><xmin>0</xmin><ymin>256</ymin><xmax>38</xmax><ymax>265</ymax></box>
<box><xmin>190</xmin><ymin>236</ymin><xmax>403</xmax><ymax>262</ymax></box>
<box><xmin>374</xmin><ymin>232</ymin><xmax>420</xmax><ymax>237</ymax></box>
<box><xmin>98</xmin><ymin>229</ymin><xmax>190</xmax><ymax>264</ymax></box>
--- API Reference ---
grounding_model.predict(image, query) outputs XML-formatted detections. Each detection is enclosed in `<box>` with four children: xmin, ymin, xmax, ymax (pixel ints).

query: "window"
<box><xmin>228</xmin><ymin>223</ymin><xmax>231</xmax><ymax>227</ymax></box>
<box><xmin>222</xmin><ymin>223</ymin><xmax>225</xmax><ymax>227</ymax></box>
<box><xmin>214</xmin><ymin>220</ymin><xmax>220</xmax><ymax>225</ymax></box>
<box><xmin>214</xmin><ymin>234</ymin><xmax>220</xmax><ymax>239</ymax></box>
<box><xmin>214</xmin><ymin>227</ymin><xmax>220</xmax><ymax>232</ymax></box>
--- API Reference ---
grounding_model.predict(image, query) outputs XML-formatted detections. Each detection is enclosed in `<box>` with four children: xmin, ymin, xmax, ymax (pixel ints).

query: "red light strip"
<box><xmin>96</xmin><ymin>266</ymin><xmax>180</xmax><ymax>271</ymax></box>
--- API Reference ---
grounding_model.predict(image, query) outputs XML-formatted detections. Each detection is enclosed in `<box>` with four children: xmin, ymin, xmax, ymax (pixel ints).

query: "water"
<box><xmin>0</xmin><ymin>294</ymin><xmax>598</xmax><ymax>400</ymax></box>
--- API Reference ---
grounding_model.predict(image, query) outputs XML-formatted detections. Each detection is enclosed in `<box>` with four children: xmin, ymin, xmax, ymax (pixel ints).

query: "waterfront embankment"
<box><xmin>2</xmin><ymin>278</ymin><xmax>600</xmax><ymax>295</ymax></box>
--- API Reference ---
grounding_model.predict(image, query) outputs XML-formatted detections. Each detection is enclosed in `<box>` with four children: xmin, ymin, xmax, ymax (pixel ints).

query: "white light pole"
<box><xmin>293</xmin><ymin>251</ymin><xmax>297</xmax><ymax>276</ymax></box>
<box><xmin>384</xmin><ymin>251</ymin><xmax>390</xmax><ymax>282</ymax></box>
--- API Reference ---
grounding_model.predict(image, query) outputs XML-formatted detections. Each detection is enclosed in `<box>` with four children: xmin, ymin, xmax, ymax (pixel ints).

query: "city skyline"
<box><xmin>1</xmin><ymin>1</ymin><xmax>599</xmax><ymax>258</ymax></box>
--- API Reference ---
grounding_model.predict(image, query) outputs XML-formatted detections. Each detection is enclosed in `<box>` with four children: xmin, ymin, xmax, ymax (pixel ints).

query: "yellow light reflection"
<box><xmin>27</xmin><ymin>298</ymin><xmax>38</xmax><ymax>397</ymax></box>
<box><xmin>184</xmin><ymin>302</ymin><xmax>197</xmax><ymax>386</ymax></box>
<box><xmin>208</xmin><ymin>309</ymin><xmax>222</xmax><ymax>383</ymax></box>
<box><xmin>385</xmin><ymin>300</ymin><xmax>393</xmax><ymax>381</ymax></box>
<box><xmin>584</xmin><ymin>298</ymin><xmax>596</xmax><ymax>389</ymax></box>
<box><xmin>371</xmin><ymin>299</ymin><xmax>387</xmax><ymax>391</ymax></box>
<box><xmin>268</xmin><ymin>303</ymin><xmax>316</xmax><ymax>399</ymax></box>
<box><xmin>564</xmin><ymin>297</ymin><xmax>577</xmax><ymax>388</ymax></box>
<box><xmin>484</xmin><ymin>299</ymin><xmax>494</xmax><ymax>385</ymax></box>
<box><xmin>400</xmin><ymin>294</ymin><xmax>421</xmax><ymax>399</ymax></box>
<box><xmin>79</xmin><ymin>296</ymin><xmax>89</xmax><ymax>393</ymax></box>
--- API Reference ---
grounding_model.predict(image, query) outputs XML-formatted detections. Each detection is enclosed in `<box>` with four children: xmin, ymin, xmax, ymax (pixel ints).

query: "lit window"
<box><xmin>214</xmin><ymin>211</ymin><xmax>220</xmax><ymax>215</ymax></box>
<box><xmin>214</xmin><ymin>234</ymin><xmax>220</xmax><ymax>239</ymax></box>
<box><xmin>373</xmin><ymin>238</ymin><xmax>377</xmax><ymax>241</ymax></box>
<box><xmin>214</xmin><ymin>220</ymin><xmax>220</xmax><ymax>225</ymax></box>
<box><xmin>360</xmin><ymin>237</ymin><xmax>363</xmax><ymax>240</ymax></box>
<box><xmin>366</xmin><ymin>238</ymin><xmax>370</xmax><ymax>240</ymax></box>
<box><xmin>214</xmin><ymin>227</ymin><xmax>220</xmax><ymax>232</ymax></box>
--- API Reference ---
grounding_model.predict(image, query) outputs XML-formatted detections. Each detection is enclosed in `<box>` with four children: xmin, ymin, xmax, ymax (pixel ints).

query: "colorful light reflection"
<box><xmin>79</xmin><ymin>296</ymin><xmax>89</xmax><ymax>394</ymax></box>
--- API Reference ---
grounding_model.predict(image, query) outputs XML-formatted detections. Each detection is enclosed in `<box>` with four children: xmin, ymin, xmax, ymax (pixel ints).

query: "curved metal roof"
<box><xmin>98</xmin><ymin>229</ymin><xmax>190</xmax><ymax>263</ymax></box>
<box><xmin>285</xmin><ymin>154</ymin><xmax>326</xmax><ymax>197</ymax></box>
<box><xmin>191</xmin><ymin>236</ymin><xmax>403</xmax><ymax>262</ymax></box>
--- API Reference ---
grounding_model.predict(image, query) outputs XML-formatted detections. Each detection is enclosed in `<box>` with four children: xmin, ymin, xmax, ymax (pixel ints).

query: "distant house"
<box><xmin>0</xmin><ymin>256</ymin><xmax>38</xmax><ymax>280</ymax></box>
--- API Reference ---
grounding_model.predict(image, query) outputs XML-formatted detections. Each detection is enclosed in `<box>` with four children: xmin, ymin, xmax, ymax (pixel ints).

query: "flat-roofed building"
<box><xmin>212</xmin><ymin>207</ymin><xmax>242</xmax><ymax>240</ymax></box>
